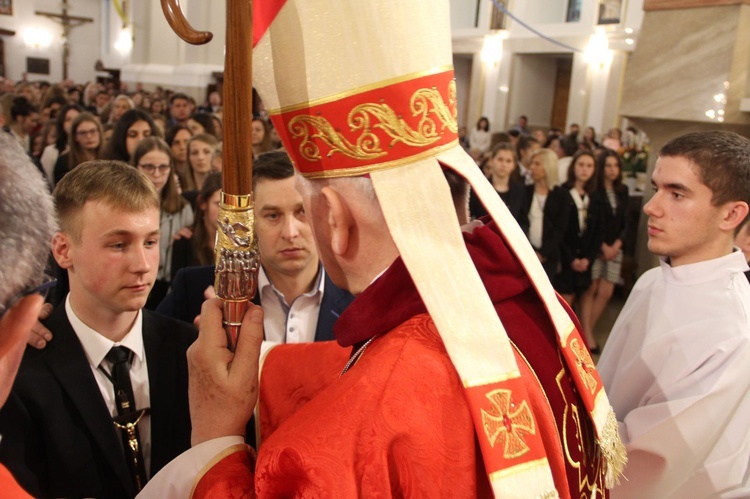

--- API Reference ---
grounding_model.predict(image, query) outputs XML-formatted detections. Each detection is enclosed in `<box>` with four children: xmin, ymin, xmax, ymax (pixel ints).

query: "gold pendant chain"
<box><xmin>340</xmin><ymin>333</ymin><xmax>381</xmax><ymax>376</ymax></box>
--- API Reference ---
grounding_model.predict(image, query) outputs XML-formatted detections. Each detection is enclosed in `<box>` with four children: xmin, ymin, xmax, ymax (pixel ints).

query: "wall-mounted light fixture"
<box><xmin>481</xmin><ymin>32</ymin><xmax>506</xmax><ymax>66</ymax></box>
<box><xmin>585</xmin><ymin>28</ymin><xmax>612</xmax><ymax>69</ymax></box>
<box><xmin>114</xmin><ymin>27</ymin><xmax>133</xmax><ymax>55</ymax></box>
<box><xmin>22</xmin><ymin>27</ymin><xmax>53</xmax><ymax>50</ymax></box>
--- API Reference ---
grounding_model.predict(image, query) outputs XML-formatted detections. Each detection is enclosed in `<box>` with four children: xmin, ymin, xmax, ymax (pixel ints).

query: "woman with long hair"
<box><xmin>104</xmin><ymin>109</ymin><xmax>161</xmax><ymax>163</ymax></box>
<box><xmin>165</xmin><ymin>124</ymin><xmax>193</xmax><ymax>186</ymax></box>
<box><xmin>524</xmin><ymin>148</ymin><xmax>571</xmax><ymax>280</ymax></box>
<box><xmin>171</xmin><ymin>172</ymin><xmax>222</xmax><ymax>278</ymax></box>
<box><xmin>469</xmin><ymin>143</ymin><xmax>528</xmax><ymax>233</ymax></box>
<box><xmin>251</xmin><ymin>117</ymin><xmax>273</xmax><ymax>158</ymax></box>
<box><xmin>53</xmin><ymin>112</ymin><xmax>103</xmax><ymax>184</ymax></box>
<box><xmin>555</xmin><ymin>150</ymin><xmax>603</xmax><ymax>320</ymax></box>
<box><xmin>211</xmin><ymin>113</ymin><xmax>223</xmax><ymax>141</ymax></box>
<box><xmin>579</xmin><ymin>149</ymin><xmax>630</xmax><ymax>353</ymax></box>
<box><xmin>32</xmin><ymin>119</ymin><xmax>57</xmax><ymax>161</ymax></box>
<box><xmin>469</xmin><ymin>116</ymin><xmax>491</xmax><ymax>154</ymax></box>
<box><xmin>187</xmin><ymin>112</ymin><xmax>218</xmax><ymax>138</ymax></box>
<box><xmin>39</xmin><ymin>104</ymin><xmax>83</xmax><ymax>187</ymax></box>
<box><xmin>132</xmin><ymin>137</ymin><xmax>195</xmax><ymax>309</ymax></box>
<box><xmin>183</xmin><ymin>133</ymin><xmax>219</xmax><ymax>192</ymax></box>
<box><xmin>108</xmin><ymin>94</ymin><xmax>135</xmax><ymax>124</ymax></box>
<box><xmin>582</xmin><ymin>126</ymin><xmax>599</xmax><ymax>151</ymax></box>
<box><xmin>150</xmin><ymin>98</ymin><xmax>167</xmax><ymax>117</ymax></box>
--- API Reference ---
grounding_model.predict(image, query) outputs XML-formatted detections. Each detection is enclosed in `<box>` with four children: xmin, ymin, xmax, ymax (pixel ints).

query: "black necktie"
<box><xmin>105</xmin><ymin>346</ymin><xmax>148</xmax><ymax>491</ymax></box>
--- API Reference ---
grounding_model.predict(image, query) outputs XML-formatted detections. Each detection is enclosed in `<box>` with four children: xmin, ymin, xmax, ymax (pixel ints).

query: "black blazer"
<box><xmin>156</xmin><ymin>265</ymin><xmax>355</xmax><ymax>342</ymax></box>
<box><xmin>0</xmin><ymin>305</ymin><xmax>197</xmax><ymax>499</ymax></box>
<box><xmin>559</xmin><ymin>187</ymin><xmax>604</xmax><ymax>265</ymax></box>
<box><xmin>470</xmin><ymin>180</ymin><xmax>529</xmax><ymax>234</ymax></box>
<box><xmin>524</xmin><ymin>185</ymin><xmax>571</xmax><ymax>278</ymax></box>
<box><xmin>592</xmin><ymin>184</ymin><xmax>630</xmax><ymax>246</ymax></box>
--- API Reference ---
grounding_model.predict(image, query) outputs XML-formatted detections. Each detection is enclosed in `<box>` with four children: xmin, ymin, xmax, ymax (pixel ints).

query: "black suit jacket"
<box><xmin>0</xmin><ymin>305</ymin><xmax>197</xmax><ymax>499</ymax></box>
<box><xmin>523</xmin><ymin>185</ymin><xmax>571</xmax><ymax>279</ymax></box>
<box><xmin>157</xmin><ymin>265</ymin><xmax>354</xmax><ymax>342</ymax></box>
<box><xmin>559</xmin><ymin>187</ymin><xmax>604</xmax><ymax>265</ymax></box>
<box><xmin>592</xmin><ymin>184</ymin><xmax>630</xmax><ymax>246</ymax></box>
<box><xmin>470</xmin><ymin>180</ymin><xmax>529</xmax><ymax>234</ymax></box>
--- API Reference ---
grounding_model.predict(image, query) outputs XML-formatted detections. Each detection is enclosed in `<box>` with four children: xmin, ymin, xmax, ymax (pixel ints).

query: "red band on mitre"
<box><xmin>253</xmin><ymin>0</ymin><xmax>288</xmax><ymax>47</ymax></box>
<box><xmin>268</xmin><ymin>70</ymin><xmax>459</xmax><ymax>178</ymax></box>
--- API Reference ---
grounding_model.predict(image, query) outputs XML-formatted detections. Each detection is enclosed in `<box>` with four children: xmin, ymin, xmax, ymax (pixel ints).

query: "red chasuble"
<box><xmin>0</xmin><ymin>463</ymin><xmax>33</xmax><ymax>499</ymax></box>
<box><xmin>194</xmin><ymin>221</ymin><xmax>607</xmax><ymax>498</ymax></box>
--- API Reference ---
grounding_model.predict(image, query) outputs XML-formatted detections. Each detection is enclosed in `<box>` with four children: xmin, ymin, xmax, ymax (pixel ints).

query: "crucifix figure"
<box><xmin>35</xmin><ymin>0</ymin><xmax>94</xmax><ymax>80</ymax></box>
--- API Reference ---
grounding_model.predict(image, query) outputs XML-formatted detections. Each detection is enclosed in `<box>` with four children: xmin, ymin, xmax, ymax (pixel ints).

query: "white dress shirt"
<box><xmin>65</xmin><ymin>295</ymin><xmax>153</xmax><ymax>477</ymax></box>
<box><xmin>258</xmin><ymin>264</ymin><xmax>324</xmax><ymax>344</ymax></box>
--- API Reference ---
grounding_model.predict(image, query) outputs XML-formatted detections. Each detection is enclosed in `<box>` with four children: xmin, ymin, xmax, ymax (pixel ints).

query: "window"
<box><xmin>566</xmin><ymin>0</ymin><xmax>582</xmax><ymax>23</ymax></box>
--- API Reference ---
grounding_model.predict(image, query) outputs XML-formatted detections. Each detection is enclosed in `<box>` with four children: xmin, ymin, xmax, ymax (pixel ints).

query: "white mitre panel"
<box><xmin>253</xmin><ymin>0</ymin><xmax>453</xmax><ymax>111</ymax></box>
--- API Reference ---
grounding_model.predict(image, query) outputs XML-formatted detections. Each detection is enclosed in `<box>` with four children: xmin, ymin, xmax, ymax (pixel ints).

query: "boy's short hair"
<box><xmin>53</xmin><ymin>160</ymin><xmax>159</xmax><ymax>242</ymax></box>
<box><xmin>660</xmin><ymin>131</ymin><xmax>750</xmax><ymax>209</ymax></box>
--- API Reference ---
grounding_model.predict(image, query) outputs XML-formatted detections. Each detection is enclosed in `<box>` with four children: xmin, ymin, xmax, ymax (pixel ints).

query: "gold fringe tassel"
<box><xmin>602</xmin><ymin>407</ymin><xmax>628</xmax><ymax>488</ymax></box>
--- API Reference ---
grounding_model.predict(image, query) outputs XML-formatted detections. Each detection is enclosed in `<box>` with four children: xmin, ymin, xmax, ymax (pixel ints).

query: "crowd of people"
<box><xmin>0</xmin><ymin>77</ymin><xmax>280</xmax><ymax>310</ymax></box>
<box><xmin>465</xmin><ymin>115</ymin><xmax>642</xmax><ymax>352</ymax></box>
<box><xmin>1</xmin><ymin>10</ymin><xmax>749</xmax><ymax>492</ymax></box>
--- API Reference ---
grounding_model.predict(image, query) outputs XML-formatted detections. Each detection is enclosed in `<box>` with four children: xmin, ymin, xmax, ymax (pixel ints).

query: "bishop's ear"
<box><xmin>320</xmin><ymin>186</ymin><xmax>353</xmax><ymax>256</ymax></box>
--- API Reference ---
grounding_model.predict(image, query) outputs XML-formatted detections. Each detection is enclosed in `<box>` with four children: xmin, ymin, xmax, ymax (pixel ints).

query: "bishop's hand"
<box><xmin>187</xmin><ymin>298</ymin><xmax>264</xmax><ymax>446</ymax></box>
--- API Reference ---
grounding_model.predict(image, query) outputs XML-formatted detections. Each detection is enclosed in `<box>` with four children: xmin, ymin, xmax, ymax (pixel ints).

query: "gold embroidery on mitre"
<box><xmin>289</xmin><ymin>115</ymin><xmax>386</xmax><ymax>162</ymax></box>
<box><xmin>287</xmin><ymin>82</ymin><xmax>458</xmax><ymax>163</ymax></box>
<box><xmin>570</xmin><ymin>338</ymin><xmax>598</xmax><ymax>395</ymax></box>
<box><xmin>481</xmin><ymin>389</ymin><xmax>536</xmax><ymax>459</ymax></box>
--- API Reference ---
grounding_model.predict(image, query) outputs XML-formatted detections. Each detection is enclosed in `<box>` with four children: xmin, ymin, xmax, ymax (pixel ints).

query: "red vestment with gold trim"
<box><xmin>194</xmin><ymin>221</ymin><xmax>607</xmax><ymax>498</ymax></box>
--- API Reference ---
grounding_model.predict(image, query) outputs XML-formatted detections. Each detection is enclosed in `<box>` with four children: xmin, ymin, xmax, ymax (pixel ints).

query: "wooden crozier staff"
<box><xmin>161</xmin><ymin>0</ymin><xmax>258</xmax><ymax>350</ymax></box>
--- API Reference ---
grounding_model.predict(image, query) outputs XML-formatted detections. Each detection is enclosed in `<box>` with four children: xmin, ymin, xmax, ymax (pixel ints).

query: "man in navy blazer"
<box><xmin>158</xmin><ymin>265</ymin><xmax>350</xmax><ymax>342</ymax></box>
<box><xmin>157</xmin><ymin>151</ymin><xmax>354</xmax><ymax>343</ymax></box>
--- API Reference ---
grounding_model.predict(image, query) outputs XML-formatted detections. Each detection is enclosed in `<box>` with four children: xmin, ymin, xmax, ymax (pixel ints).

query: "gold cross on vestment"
<box><xmin>481</xmin><ymin>388</ymin><xmax>536</xmax><ymax>459</ymax></box>
<box><xmin>570</xmin><ymin>338</ymin><xmax>598</xmax><ymax>395</ymax></box>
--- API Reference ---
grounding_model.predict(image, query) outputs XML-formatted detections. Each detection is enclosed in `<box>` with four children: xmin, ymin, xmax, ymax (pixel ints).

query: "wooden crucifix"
<box><xmin>35</xmin><ymin>0</ymin><xmax>94</xmax><ymax>80</ymax></box>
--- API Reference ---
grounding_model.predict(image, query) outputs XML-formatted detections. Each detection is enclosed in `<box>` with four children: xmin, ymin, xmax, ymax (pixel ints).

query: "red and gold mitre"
<box><xmin>252</xmin><ymin>1</ymin><xmax>625</xmax><ymax>496</ymax></box>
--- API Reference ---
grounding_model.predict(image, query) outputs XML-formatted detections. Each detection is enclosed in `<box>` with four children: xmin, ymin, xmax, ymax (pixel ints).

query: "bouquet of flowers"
<box><xmin>621</xmin><ymin>145</ymin><xmax>648</xmax><ymax>177</ymax></box>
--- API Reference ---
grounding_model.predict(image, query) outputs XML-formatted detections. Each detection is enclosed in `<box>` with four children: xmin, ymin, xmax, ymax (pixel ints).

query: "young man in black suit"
<box><xmin>0</xmin><ymin>161</ymin><xmax>196</xmax><ymax>499</ymax></box>
<box><xmin>157</xmin><ymin>151</ymin><xmax>354</xmax><ymax>342</ymax></box>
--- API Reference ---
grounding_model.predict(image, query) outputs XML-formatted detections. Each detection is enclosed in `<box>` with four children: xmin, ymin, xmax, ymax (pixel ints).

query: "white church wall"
<box><xmin>121</xmin><ymin>0</ymin><xmax>224</xmax><ymax>101</ymax></box>
<box><xmin>0</xmin><ymin>0</ymin><xmax>101</xmax><ymax>83</ymax></box>
<box><xmin>506</xmin><ymin>53</ymin><xmax>557</xmax><ymax>130</ymax></box>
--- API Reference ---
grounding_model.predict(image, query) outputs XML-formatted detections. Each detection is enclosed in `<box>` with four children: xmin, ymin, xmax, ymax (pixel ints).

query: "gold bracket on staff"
<box><xmin>214</xmin><ymin>192</ymin><xmax>260</xmax><ymax>350</ymax></box>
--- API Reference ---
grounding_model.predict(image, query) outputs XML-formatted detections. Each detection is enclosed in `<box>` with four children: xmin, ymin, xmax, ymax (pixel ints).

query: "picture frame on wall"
<box><xmin>0</xmin><ymin>0</ymin><xmax>11</xmax><ymax>16</ymax></box>
<box><xmin>598</xmin><ymin>0</ymin><xmax>622</xmax><ymax>25</ymax></box>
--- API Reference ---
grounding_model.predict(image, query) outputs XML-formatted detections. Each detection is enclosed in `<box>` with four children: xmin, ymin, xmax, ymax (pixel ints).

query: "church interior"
<box><xmin>0</xmin><ymin>1</ymin><xmax>749</xmax><ymax>353</ymax></box>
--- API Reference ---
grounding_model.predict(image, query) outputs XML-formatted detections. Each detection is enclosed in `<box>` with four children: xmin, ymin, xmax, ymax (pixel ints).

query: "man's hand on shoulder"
<box><xmin>27</xmin><ymin>302</ymin><xmax>53</xmax><ymax>349</ymax></box>
<box><xmin>188</xmin><ymin>298</ymin><xmax>264</xmax><ymax>446</ymax></box>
